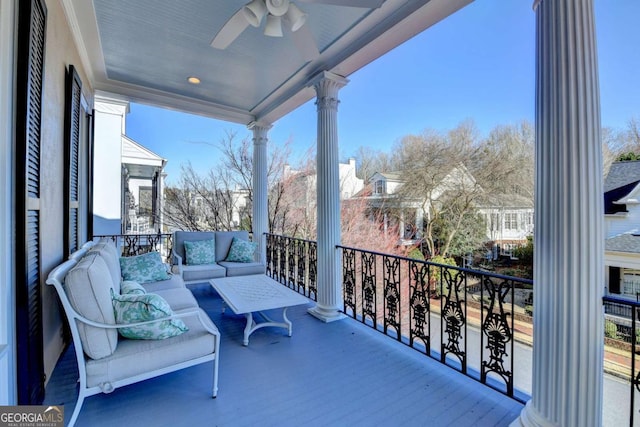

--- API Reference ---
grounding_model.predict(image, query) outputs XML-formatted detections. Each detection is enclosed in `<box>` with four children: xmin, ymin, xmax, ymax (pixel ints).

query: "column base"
<box><xmin>307</xmin><ymin>305</ymin><xmax>345</xmax><ymax>323</ymax></box>
<box><xmin>510</xmin><ymin>401</ymin><xmax>557</xmax><ymax>427</ymax></box>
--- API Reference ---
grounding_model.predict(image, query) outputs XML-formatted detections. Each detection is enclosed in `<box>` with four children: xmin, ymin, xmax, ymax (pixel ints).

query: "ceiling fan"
<box><xmin>211</xmin><ymin>0</ymin><xmax>386</xmax><ymax>61</ymax></box>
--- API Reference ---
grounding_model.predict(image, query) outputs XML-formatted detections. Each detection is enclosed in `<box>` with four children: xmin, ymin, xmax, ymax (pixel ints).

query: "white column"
<box><xmin>399</xmin><ymin>210</ymin><xmax>405</xmax><ymax>239</ymax></box>
<box><xmin>512</xmin><ymin>1</ymin><xmax>603</xmax><ymax>426</ymax></box>
<box><xmin>308</xmin><ymin>71</ymin><xmax>348</xmax><ymax>322</ymax></box>
<box><xmin>250</xmin><ymin>122</ymin><xmax>271</xmax><ymax>264</ymax></box>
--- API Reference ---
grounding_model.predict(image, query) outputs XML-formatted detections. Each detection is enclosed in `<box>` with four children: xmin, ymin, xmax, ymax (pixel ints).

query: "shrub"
<box><xmin>407</xmin><ymin>248</ymin><xmax>425</xmax><ymax>261</ymax></box>
<box><xmin>604</xmin><ymin>320</ymin><xmax>619</xmax><ymax>339</ymax></box>
<box><xmin>513</xmin><ymin>236</ymin><xmax>533</xmax><ymax>264</ymax></box>
<box><xmin>524</xmin><ymin>305</ymin><xmax>533</xmax><ymax>317</ymax></box>
<box><xmin>429</xmin><ymin>255</ymin><xmax>457</xmax><ymax>297</ymax></box>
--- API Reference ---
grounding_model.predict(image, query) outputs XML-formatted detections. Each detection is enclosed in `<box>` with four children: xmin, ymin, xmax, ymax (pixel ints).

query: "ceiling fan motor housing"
<box><xmin>266</xmin><ymin>0</ymin><xmax>290</xmax><ymax>17</ymax></box>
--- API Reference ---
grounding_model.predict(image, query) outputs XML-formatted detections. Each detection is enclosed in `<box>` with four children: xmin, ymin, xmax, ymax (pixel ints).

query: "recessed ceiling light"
<box><xmin>187</xmin><ymin>76</ymin><xmax>201</xmax><ymax>84</ymax></box>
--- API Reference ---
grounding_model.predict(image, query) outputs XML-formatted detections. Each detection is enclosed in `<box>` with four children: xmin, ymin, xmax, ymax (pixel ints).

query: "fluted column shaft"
<box><xmin>309</xmin><ymin>71</ymin><xmax>348</xmax><ymax>322</ymax></box>
<box><xmin>250</xmin><ymin>122</ymin><xmax>271</xmax><ymax>264</ymax></box>
<box><xmin>514</xmin><ymin>1</ymin><xmax>603</xmax><ymax>426</ymax></box>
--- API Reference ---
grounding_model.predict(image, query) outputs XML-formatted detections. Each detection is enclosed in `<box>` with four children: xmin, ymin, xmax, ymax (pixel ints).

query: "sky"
<box><xmin>125</xmin><ymin>0</ymin><xmax>640</xmax><ymax>184</ymax></box>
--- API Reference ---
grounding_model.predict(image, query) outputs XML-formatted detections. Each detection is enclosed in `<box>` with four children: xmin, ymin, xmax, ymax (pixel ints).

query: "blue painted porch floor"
<box><xmin>44</xmin><ymin>283</ymin><xmax>523</xmax><ymax>427</ymax></box>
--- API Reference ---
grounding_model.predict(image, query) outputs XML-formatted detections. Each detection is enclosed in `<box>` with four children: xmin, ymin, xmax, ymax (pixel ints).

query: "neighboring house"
<box><xmin>360</xmin><ymin>168</ymin><xmax>534</xmax><ymax>251</ymax></box>
<box><xmin>165</xmin><ymin>187</ymin><xmax>250</xmax><ymax>232</ymax></box>
<box><xmin>93</xmin><ymin>98</ymin><xmax>167</xmax><ymax>236</ymax></box>
<box><xmin>604</xmin><ymin>161</ymin><xmax>640</xmax><ymax>299</ymax></box>
<box><xmin>477</xmin><ymin>194</ymin><xmax>534</xmax><ymax>258</ymax></box>
<box><xmin>362</xmin><ymin>171</ymin><xmax>424</xmax><ymax>244</ymax></box>
<box><xmin>122</xmin><ymin>135</ymin><xmax>167</xmax><ymax>234</ymax></box>
<box><xmin>284</xmin><ymin>158</ymin><xmax>364</xmax><ymax>204</ymax></box>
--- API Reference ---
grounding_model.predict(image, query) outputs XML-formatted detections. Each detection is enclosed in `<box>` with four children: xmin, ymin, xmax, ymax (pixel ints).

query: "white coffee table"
<box><xmin>209</xmin><ymin>274</ymin><xmax>310</xmax><ymax>346</ymax></box>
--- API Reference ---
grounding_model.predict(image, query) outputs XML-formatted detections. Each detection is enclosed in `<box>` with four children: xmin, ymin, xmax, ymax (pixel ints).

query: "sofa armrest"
<box><xmin>73</xmin><ymin>308</ymin><xmax>219</xmax><ymax>336</ymax></box>
<box><xmin>172</xmin><ymin>251</ymin><xmax>184</xmax><ymax>276</ymax></box>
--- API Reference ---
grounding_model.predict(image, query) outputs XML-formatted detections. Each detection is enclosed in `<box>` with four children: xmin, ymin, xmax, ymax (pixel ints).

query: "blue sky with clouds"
<box><xmin>125</xmin><ymin>0</ymin><xmax>640</xmax><ymax>183</ymax></box>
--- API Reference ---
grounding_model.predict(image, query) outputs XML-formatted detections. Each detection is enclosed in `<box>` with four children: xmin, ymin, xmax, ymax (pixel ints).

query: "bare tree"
<box><xmin>352</xmin><ymin>146</ymin><xmax>395</xmax><ymax>183</ymax></box>
<box><xmin>164</xmin><ymin>131</ymin><xmax>299</xmax><ymax>234</ymax></box>
<box><xmin>342</xmin><ymin>189</ymin><xmax>406</xmax><ymax>256</ymax></box>
<box><xmin>392</xmin><ymin>123</ymin><xmax>485</xmax><ymax>257</ymax></box>
<box><xmin>470</xmin><ymin>120</ymin><xmax>535</xmax><ymax>200</ymax></box>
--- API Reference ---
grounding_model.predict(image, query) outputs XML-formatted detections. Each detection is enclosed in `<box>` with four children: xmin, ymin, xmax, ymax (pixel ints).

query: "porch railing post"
<box><xmin>308</xmin><ymin>71</ymin><xmax>348</xmax><ymax>322</ymax></box>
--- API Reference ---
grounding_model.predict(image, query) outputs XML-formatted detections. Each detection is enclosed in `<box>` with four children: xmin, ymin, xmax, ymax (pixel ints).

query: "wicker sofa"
<box><xmin>172</xmin><ymin>230</ymin><xmax>266</xmax><ymax>284</ymax></box>
<box><xmin>46</xmin><ymin>238</ymin><xmax>220</xmax><ymax>427</ymax></box>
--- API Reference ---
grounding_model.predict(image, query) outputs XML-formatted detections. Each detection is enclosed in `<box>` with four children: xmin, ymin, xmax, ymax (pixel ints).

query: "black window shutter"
<box><xmin>64</xmin><ymin>65</ymin><xmax>82</xmax><ymax>256</ymax></box>
<box><xmin>15</xmin><ymin>0</ymin><xmax>47</xmax><ymax>405</ymax></box>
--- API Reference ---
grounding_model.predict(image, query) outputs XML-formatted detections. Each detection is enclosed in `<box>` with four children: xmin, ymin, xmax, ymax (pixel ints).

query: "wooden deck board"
<box><xmin>45</xmin><ymin>283</ymin><xmax>523</xmax><ymax>426</ymax></box>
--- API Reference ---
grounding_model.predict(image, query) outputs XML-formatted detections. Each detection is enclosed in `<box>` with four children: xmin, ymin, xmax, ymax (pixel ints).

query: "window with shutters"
<box><xmin>15</xmin><ymin>0</ymin><xmax>47</xmax><ymax>405</ymax></box>
<box><xmin>64</xmin><ymin>65</ymin><xmax>82</xmax><ymax>256</ymax></box>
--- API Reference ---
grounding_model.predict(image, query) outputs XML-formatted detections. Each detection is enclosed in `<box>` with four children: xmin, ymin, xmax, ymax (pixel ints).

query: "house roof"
<box><xmin>121</xmin><ymin>135</ymin><xmax>166</xmax><ymax>179</ymax></box>
<box><xmin>604</xmin><ymin>161</ymin><xmax>640</xmax><ymax>193</ymax></box>
<box><xmin>605</xmin><ymin>232</ymin><xmax>640</xmax><ymax>254</ymax></box>
<box><xmin>370</xmin><ymin>172</ymin><xmax>402</xmax><ymax>182</ymax></box>
<box><xmin>476</xmin><ymin>194</ymin><xmax>534</xmax><ymax>209</ymax></box>
<box><xmin>603</xmin><ymin>161</ymin><xmax>640</xmax><ymax>214</ymax></box>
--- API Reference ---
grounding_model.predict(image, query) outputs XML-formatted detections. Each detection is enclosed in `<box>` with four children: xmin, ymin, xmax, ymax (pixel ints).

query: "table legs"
<box><xmin>242</xmin><ymin>307</ymin><xmax>292</xmax><ymax>346</ymax></box>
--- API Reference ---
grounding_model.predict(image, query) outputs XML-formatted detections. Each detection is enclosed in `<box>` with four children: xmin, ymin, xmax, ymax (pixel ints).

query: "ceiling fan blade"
<box><xmin>291</xmin><ymin>24</ymin><xmax>319</xmax><ymax>62</ymax></box>
<box><xmin>211</xmin><ymin>9</ymin><xmax>250</xmax><ymax>49</ymax></box>
<box><xmin>298</xmin><ymin>0</ymin><xmax>385</xmax><ymax>8</ymax></box>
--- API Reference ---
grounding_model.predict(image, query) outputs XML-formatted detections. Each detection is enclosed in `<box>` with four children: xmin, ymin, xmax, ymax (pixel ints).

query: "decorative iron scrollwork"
<box><xmin>441</xmin><ymin>268</ymin><xmax>466</xmax><ymax>370</ymax></box>
<box><xmin>409</xmin><ymin>261</ymin><xmax>430</xmax><ymax>352</ymax></box>
<box><xmin>287</xmin><ymin>237</ymin><xmax>296</xmax><ymax>289</ymax></box>
<box><xmin>480</xmin><ymin>276</ymin><xmax>513</xmax><ymax>395</ymax></box>
<box><xmin>383</xmin><ymin>256</ymin><xmax>401</xmax><ymax>339</ymax></box>
<box><xmin>342</xmin><ymin>248</ymin><xmax>356</xmax><ymax>317</ymax></box>
<box><xmin>278</xmin><ymin>235</ymin><xmax>286</xmax><ymax>284</ymax></box>
<box><xmin>266</xmin><ymin>233</ymin><xmax>273</xmax><ymax>277</ymax></box>
<box><xmin>361</xmin><ymin>252</ymin><xmax>376</xmax><ymax>325</ymax></box>
<box><xmin>296</xmin><ymin>240</ymin><xmax>306</xmax><ymax>294</ymax></box>
<box><xmin>308</xmin><ymin>242</ymin><xmax>317</xmax><ymax>300</ymax></box>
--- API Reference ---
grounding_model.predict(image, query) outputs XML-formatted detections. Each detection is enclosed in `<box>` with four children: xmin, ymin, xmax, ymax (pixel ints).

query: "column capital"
<box><xmin>310</xmin><ymin>71</ymin><xmax>349</xmax><ymax>111</ymax></box>
<box><xmin>248</xmin><ymin>121</ymin><xmax>272</xmax><ymax>132</ymax></box>
<box><xmin>248</xmin><ymin>121</ymin><xmax>272</xmax><ymax>146</ymax></box>
<box><xmin>532</xmin><ymin>0</ymin><xmax>541</xmax><ymax>11</ymax></box>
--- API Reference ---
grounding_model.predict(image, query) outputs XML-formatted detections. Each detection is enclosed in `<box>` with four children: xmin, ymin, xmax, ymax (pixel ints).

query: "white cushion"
<box><xmin>85</xmin><ymin>308</ymin><xmax>217</xmax><ymax>388</ymax></box>
<box><xmin>153</xmin><ymin>288</ymin><xmax>199</xmax><ymax>311</ymax></box>
<box><xmin>182</xmin><ymin>263</ymin><xmax>226</xmax><ymax>282</ymax></box>
<box><xmin>142</xmin><ymin>274</ymin><xmax>186</xmax><ymax>292</ymax></box>
<box><xmin>89</xmin><ymin>240</ymin><xmax>122</xmax><ymax>292</ymax></box>
<box><xmin>65</xmin><ymin>253</ymin><xmax>118</xmax><ymax>359</ymax></box>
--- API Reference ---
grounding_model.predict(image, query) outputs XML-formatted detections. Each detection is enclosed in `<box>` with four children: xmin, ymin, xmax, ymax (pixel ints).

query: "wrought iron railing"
<box><xmin>603</xmin><ymin>295</ymin><xmax>640</xmax><ymax>427</ymax></box>
<box><xmin>93</xmin><ymin>233</ymin><xmax>173</xmax><ymax>261</ymax></box>
<box><xmin>265</xmin><ymin>233</ymin><xmax>317</xmax><ymax>300</ymax></box>
<box><xmin>338</xmin><ymin>244</ymin><xmax>533</xmax><ymax>402</ymax></box>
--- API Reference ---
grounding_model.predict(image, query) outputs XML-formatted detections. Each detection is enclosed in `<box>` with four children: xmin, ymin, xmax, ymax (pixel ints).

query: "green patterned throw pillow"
<box><xmin>120</xmin><ymin>251</ymin><xmax>171</xmax><ymax>283</ymax></box>
<box><xmin>225</xmin><ymin>237</ymin><xmax>257</xmax><ymax>263</ymax></box>
<box><xmin>120</xmin><ymin>280</ymin><xmax>146</xmax><ymax>295</ymax></box>
<box><xmin>184</xmin><ymin>238</ymin><xmax>216</xmax><ymax>265</ymax></box>
<box><xmin>111</xmin><ymin>291</ymin><xmax>188</xmax><ymax>340</ymax></box>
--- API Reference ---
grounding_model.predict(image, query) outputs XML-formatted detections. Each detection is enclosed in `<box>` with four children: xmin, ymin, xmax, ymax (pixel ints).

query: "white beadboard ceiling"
<box><xmin>63</xmin><ymin>0</ymin><xmax>473</xmax><ymax>124</ymax></box>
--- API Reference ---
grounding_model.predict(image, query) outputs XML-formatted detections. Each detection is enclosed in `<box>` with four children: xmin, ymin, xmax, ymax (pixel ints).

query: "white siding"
<box><xmin>93</xmin><ymin>100</ymin><xmax>127</xmax><ymax>235</ymax></box>
<box><xmin>605</xmin><ymin>204</ymin><xmax>640</xmax><ymax>238</ymax></box>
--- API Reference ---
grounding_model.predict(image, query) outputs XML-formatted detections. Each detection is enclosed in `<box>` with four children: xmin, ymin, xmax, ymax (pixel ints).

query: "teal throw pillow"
<box><xmin>184</xmin><ymin>239</ymin><xmax>216</xmax><ymax>265</ymax></box>
<box><xmin>120</xmin><ymin>280</ymin><xmax>146</xmax><ymax>296</ymax></box>
<box><xmin>120</xmin><ymin>252</ymin><xmax>171</xmax><ymax>283</ymax></box>
<box><xmin>111</xmin><ymin>291</ymin><xmax>188</xmax><ymax>340</ymax></box>
<box><xmin>225</xmin><ymin>237</ymin><xmax>257</xmax><ymax>263</ymax></box>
